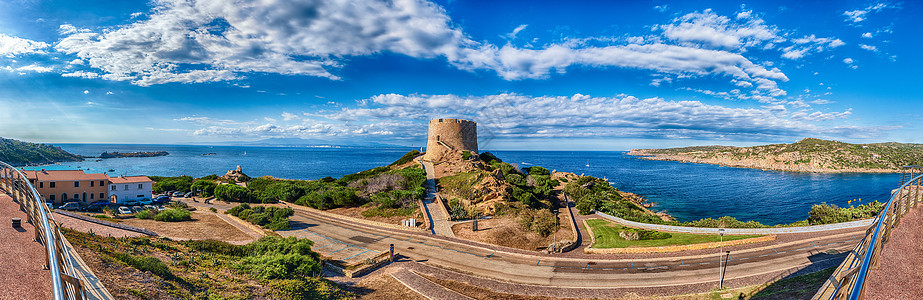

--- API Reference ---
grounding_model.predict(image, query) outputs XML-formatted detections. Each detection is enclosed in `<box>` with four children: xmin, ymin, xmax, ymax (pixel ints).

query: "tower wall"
<box><xmin>423</xmin><ymin>118</ymin><xmax>477</xmax><ymax>161</ymax></box>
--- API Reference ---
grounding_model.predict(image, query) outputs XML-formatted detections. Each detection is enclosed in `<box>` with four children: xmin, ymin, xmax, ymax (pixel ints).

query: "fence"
<box><xmin>812</xmin><ymin>166</ymin><xmax>923</xmax><ymax>300</ymax></box>
<box><xmin>0</xmin><ymin>162</ymin><xmax>87</xmax><ymax>300</ymax></box>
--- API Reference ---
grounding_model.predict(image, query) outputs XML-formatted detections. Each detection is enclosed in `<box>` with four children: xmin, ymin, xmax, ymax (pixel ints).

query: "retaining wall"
<box><xmin>595</xmin><ymin>211</ymin><xmax>873</xmax><ymax>235</ymax></box>
<box><xmin>282</xmin><ymin>201</ymin><xmax>426</xmax><ymax>233</ymax></box>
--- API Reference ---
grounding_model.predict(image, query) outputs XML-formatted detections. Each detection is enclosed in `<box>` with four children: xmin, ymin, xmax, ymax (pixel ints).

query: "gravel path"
<box><xmin>421</xmin><ymin>160</ymin><xmax>455</xmax><ymax>237</ymax></box>
<box><xmin>863</xmin><ymin>205</ymin><xmax>923</xmax><ymax>299</ymax></box>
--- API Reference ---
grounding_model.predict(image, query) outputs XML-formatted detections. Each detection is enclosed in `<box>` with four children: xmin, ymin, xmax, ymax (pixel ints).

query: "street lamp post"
<box><xmin>720</xmin><ymin>250</ymin><xmax>731</xmax><ymax>289</ymax></box>
<box><xmin>718</xmin><ymin>228</ymin><xmax>725</xmax><ymax>289</ymax></box>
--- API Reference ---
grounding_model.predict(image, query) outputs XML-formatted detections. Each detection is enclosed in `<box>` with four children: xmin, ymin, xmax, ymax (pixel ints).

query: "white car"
<box><xmin>117</xmin><ymin>206</ymin><xmax>132</xmax><ymax>214</ymax></box>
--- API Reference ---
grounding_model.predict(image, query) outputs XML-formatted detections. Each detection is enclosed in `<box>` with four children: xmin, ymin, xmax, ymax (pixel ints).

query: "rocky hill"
<box><xmin>0</xmin><ymin>137</ymin><xmax>83</xmax><ymax>166</ymax></box>
<box><xmin>628</xmin><ymin>138</ymin><xmax>923</xmax><ymax>173</ymax></box>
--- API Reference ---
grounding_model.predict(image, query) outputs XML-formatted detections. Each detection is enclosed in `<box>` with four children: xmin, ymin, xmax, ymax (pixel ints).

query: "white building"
<box><xmin>108</xmin><ymin>175</ymin><xmax>153</xmax><ymax>203</ymax></box>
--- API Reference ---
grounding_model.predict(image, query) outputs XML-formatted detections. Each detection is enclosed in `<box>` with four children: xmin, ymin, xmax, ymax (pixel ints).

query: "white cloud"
<box><xmin>50</xmin><ymin>0</ymin><xmax>789</xmax><ymax>92</ymax></box>
<box><xmin>859</xmin><ymin>44</ymin><xmax>878</xmax><ymax>52</ymax></box>
<box><xmin>106</xmin><ymin>91</ymin><xmax>114</xmax><ymax>95</ymax></box>
<box><xmin>862</xmin><ymin>32</ymin><xmax>873</xmax><ymax>38</ymax></box>
<box><xmin>83</xmin><ymin>90</ymin><xmax>89</xmax><ymax>94</ymax></box>
<box><xmin>781</xmin><ymin>35</ymin><xmax>845</xmax><ymax>60</ymax></box>
<box><xmin>843</xmin><ymin>58</ymin><xmax>854</xmax><ymax>64</ymax></box>
<box><xmin>0</xmin><ymin>33</ymin><xmax>49</xmax><ymax>57</ymax></box>
<box><xmin>653</xmin><ymin>5</ymin><xmax>668</xmax><ymax>13</ymax></box>
<box><xmin>14</xmin><ymin>64</ymin><xmax>53</xmax><ymax>73</ymax></box>
<box><xmin>506</xmin><ymin>24</ymin><xmax>528</xmax><ymax>40</ymax></box>
<box><xmin>281</xmin><ymin>112</ymin><xmax>300</xmax><ymax>121</ymax></box>
<box><xmin>657</xmin><ymin>9</ymin><xmax>781</xmax><ymax>50</ymax></box>
<box><xmin>844</xmin><ymin>3</ymin><xmax>897</xmax><ymax>23</ymax></box>
<box><xmin>61</xmin><ymin>71</ymin><xmax>100</xmax><ymax>79</ymax></box>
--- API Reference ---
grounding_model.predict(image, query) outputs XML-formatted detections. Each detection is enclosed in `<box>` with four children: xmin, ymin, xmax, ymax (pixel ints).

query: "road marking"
<box><xmin>343</xmin><ymin>250</ymin><xmax>370</xmax><ymax>261</ymax></box>
<box><xmin>487</xmin><ymin>252</ymin><xmax>494</xmax><ymax>259</ymax></box>
<box><xmin>812</xmin><ymin>241</ymin><xmax>817</xmax><ymax>247</ymax></box>
<box><xmin>773</xmin><ymin>248</ymin><xmax>778</xmax><ymax>254</ymax></box>
<box><xmin>680</xmin><ymin>259</ymin><xmax>683</xmax><ymax>265</ymax></box>
<box><xmin>537</xmin><ymin>260</ymin><xmax>542</xmax><ymax>266</ymax></box>
<box><xmin>315</xmin><ymin>242</ymin><xmax>337</xmax><ymax>250</ymax></box>
<box><xmin>328</xmin><ymin>246</ymin><xmax>351</xmax><ymax>255</ymax></box>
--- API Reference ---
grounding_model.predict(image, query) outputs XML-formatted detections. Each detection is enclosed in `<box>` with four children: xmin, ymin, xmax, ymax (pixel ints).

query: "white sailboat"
<box><xmin>585</xmin><ymin>159</ymin><xmax>589</xmax><ymax>167</ymax></box>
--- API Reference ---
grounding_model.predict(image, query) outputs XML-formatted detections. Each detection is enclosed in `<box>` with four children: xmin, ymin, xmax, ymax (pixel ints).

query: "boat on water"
<box><xmin>202</xmin><ymin>153</ymin><xmax>217</xmax><ymax>156</ymax></box>
<box><xmin>107</xmin><ymin>169</ymin><xmax>115</xmax><ymax>172</ymax></box>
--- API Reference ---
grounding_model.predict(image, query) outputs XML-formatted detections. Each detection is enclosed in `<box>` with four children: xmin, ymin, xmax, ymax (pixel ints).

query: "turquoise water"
<box><xmin>28</xmin><ymin>144</ymin><xmax>899</xmax><ymax>225</ymax></box>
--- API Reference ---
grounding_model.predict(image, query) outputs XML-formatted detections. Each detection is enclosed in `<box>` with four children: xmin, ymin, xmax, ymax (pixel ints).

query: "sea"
<box><xmin>25</xmin><ymin>144</ymin><xmax>900</xmax><ymax>225</ymax></box>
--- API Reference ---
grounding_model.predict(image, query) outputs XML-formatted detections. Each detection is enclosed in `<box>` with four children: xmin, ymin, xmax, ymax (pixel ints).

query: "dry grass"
<box><xmin>121</xmin><ymin>211</ymin><xmax>254</xmax><ymax>243</ymax></box>
<box><xmin>451</xmin><ymin>215</ymin><xmax>574</xmax><ymax>251</ymax></box>
<box><xmin>341</xmin><ymin>271</ymin><xmax>427</xmax><ymax>300</ymax></box>
<box><xmin>327</xmin><ymin>206</ymin><xmax>424</xmax><ymax>226</ymax></box>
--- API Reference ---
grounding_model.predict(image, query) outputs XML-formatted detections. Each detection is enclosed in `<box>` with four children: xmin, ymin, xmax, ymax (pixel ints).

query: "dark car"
<box><xmin>82</xmin><ymin>201</ymin><xmax>110</xmax><ymax>212</ymax></box>
<box><xmin>60</xmin><ymin>202</ymin><xmax>80</xmax><ymax>211</ymax></box>
<box><xmin>122</xmin><ymin>199</ymin><xmax>140</xmax><ymax>206</ymax></box>
<box><xmin>153</xmin><ymin>195</ymin><xmax>170</xmax><ymax>204</ymax></box>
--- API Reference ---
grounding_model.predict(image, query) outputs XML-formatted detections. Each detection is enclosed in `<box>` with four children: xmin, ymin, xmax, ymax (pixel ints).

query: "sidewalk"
<box><xmin>421</xmin><ymin>160</ymin><xmax>455</xmax><ymax>237</ymax></box>
<box><xmin>0</xmin><ymin>193</ymin><xmax>52</xmax><ymax>300</ymax></box>
<box><xmin>863</xmin><ymin>205</ymin><xmax>923</xmax><ymax>299</ymax></box>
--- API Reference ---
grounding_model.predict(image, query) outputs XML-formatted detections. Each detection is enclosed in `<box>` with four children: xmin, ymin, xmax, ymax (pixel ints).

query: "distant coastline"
<box><xmin>627</xmin><ymin>138</ymin><xmax>923</xmax><ymax>174</ymax></box>
<box><xmin>87</xmin><ymin>151</ymin><xmax>170</xmax><ymax>159</ymax></box>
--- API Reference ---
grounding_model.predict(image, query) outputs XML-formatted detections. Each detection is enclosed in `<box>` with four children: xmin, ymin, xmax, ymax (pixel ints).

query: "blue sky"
<box><xmin>0</xmin><ymin>0</ymin><xmax>919</xmax><ymax>150</ymax></box>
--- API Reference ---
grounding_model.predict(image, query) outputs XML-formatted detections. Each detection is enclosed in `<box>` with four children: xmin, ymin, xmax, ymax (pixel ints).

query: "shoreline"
<box><xmin>627</xmin><ymin>150</ymin><xmax>900</xmax><ymax>174</ymax></box>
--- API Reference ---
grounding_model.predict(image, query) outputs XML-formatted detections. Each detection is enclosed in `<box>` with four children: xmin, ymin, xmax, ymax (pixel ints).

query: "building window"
<box><xmin>111</xmin><ymin>185</ymin><xmax>116</xmax><ymax>191</ymax></box>
<box><xmin>74</xmin><ymin>181</ymin><xmax>79</xmax><ymax>187</ymax></box>
<box><xmin>49</xmin><ymin>194</ymin><xmax>55</xmax><ymax>201</ymax></box>
<box><xmin>138</xmin><ymin>184</ymin><xmax>143</xmax><ymax>189</ymax></box>
<box><xmin>73</xmin><ymin>194</ymin><xmax>79</xmax><ymax>200</ymax></box>
<box><xmin>100</xmin><ymin>180</ymin><xmax>105</xmax><ymax>186</ymax></box>
<box><xmin>90</xmin><ymin>193</ymin><xmax>94</xmax><ymax>200</ymax></box>
<box><xmin>124</xmin><ymin>185</ymin><xmax>128</xmax><ymax>190</ymax></box>
<box><xmin>39</xmin><ymin>182</ymin><xmax>43</xmax><ymax>188</ymax></box>
<box><xmin>50</xmin><ymin>182</ymin><xmax>56</xmax><ymax>188</ymax></box>
<box><xmin>137</xmin><ymin>195</ymin><xmax>143</xmax><ymax>198</ymax></box>
<box><xmin>91</xmin><ymin>181</ymin><xmax>95</xmax><ymax>187</ymax></box>
<box><xmin>99</xmin><ymin>193</ymin><xmax>104</xmax><ymax>199</ymax></box>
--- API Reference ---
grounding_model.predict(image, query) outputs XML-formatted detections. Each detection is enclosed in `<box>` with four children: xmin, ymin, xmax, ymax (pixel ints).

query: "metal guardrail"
<box><xmin>0</xmin><ymin>162</ymin><xmax>86</xmax><ymax>300</ymax></box>
<box><xmin>812</xmin><ymin>166</ymin><xmax>922</xmax><ymax>300</ymax></box>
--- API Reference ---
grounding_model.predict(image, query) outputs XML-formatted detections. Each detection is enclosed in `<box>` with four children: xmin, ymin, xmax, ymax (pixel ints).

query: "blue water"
<box><xmin>27</xmin><ymin>145</ymin><xmax>899</xmax><ymax>225</ymax></box>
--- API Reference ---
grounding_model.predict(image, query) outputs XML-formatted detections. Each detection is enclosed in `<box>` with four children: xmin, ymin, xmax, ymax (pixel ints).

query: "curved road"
<box><xmin>282</xmin><ymin>206</ymin><xmax>862</xmax><ymax>290</ymax></box>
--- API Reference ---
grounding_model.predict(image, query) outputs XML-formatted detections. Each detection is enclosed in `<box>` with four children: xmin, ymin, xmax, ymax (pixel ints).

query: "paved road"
<box><xmin>287</xmin><ymin>206</ymin><xmax>862</xmax><ymax>289</ymax></box>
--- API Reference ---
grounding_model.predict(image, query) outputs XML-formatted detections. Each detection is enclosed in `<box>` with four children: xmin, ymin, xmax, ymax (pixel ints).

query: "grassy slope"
<box><xmin>0</xmin><ymin>137</ymin><xmax>83</xmax><ymax>166</ymax></box>
<box><xmin>638</xmin><ymin>138</ymin><xmax>923</xmax><ymax>170</ymax></box>
<box><xmin>586</xmin><ymin>219</ymin><xmax>760</xmax><ymax>248</ymax></box>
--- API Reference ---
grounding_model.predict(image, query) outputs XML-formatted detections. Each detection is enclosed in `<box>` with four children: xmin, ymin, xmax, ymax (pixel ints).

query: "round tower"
<box><xmin>423</xmin><ymin>118</ymin><xmax>478</xmax><ymax>161</ymax></box>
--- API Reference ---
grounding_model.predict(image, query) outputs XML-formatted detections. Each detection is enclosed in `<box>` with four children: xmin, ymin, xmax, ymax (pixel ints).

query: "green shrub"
<box><xmin>227</xmin><ymin>204</ymin><xmax>294</xmax><ymax>230</ymax></box>
<box><xmin>135</xmin><ymin>209</ymin><xmax>156</xmax><ymax>219</ymax></box>
<box><xmin>209</xmin><ymin>207</ymin><xmax>217</xmax><ymax>213</ymax></box>
<box><xmin>185</xmin><ymin>240</ymin><xmax>246</xmax><ymax>256</ymax></box>
<box><xmin>154</xmin><ymin>208</ymin><xmax>191</xmax><ymax>222</ymax></box>
<box><xmin>150</xmin><ymin>175</ymin><xmax>193</xmax><ymax>193</ymax></box>
<box><xmin>112</xmin><ymin>253</ymin><xmax>173</xmax><ymax>279</ymax></box>
<box><xmin>518</xmin><ymin>209</ymin><xmax>557</xmax><ymax>237</ymax></box>
<box><xmin>461</xmin><ymin>151</ymin><xmax>473</xmax><ymax>160</ymax></box>
<box><xmin>237</xmin><ymin>236</ymin><xmax>321</xmax><ymax>280</ymax></box>
<box><xmin>215</xmin><ymin>183</ymin><xmax>251</xmax><ymax>202</ymax></box>
<box><xmin>525</xmin><ymin>166</ymin><xmax>550</xmax><ymax>176</ymax></box>
<box><xmin>190</xmin><ymin>180</ymin><xmax>218</xmax><ymax>197</ymax></box>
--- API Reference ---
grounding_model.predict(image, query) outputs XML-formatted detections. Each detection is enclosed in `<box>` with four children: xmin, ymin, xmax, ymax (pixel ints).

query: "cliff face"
<box><xmin>629</xmin><ymin>138</ymin><xmax>923</xmax><ymax>173</ymax></box>
<box><xmin>0</xmin><ymin>137</ymin><xmax>83</xmax><ymax>166</ymax></box>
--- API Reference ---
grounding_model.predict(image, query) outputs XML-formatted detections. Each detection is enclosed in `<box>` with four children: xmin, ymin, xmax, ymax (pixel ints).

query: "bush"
<box><xmin>209</xmin><ymin>207</ymin><xmax>217</xmax><ymax>213</ymax></box>
<box><xmin>185</xmin><ymin>240</ymin><xmax>246</xmax><ymax>256</ymax></box>
<box><xmin>518</xmin><ymin>209</ymin><xmax>558</xmax><ymax>237</ymax></box>
<box><xmin>227</xmin><ymin>204</ymin><xmax>294</xmax><ymax>230</ymax></box>
<box><xmin>154</xmin><ymin>208</ymin><xmax>192</xmax><ymax>222</ymax></box>
<box><xmin>190</xmin><ymin>180</ymin><xmax>218</xmax><ymax>197</ymax></box>
<box><xmin>135</xmin><ymin>209</ymin><xmax>156</xmax><ymax>219</ymax></box>
<box><xmin>807</xmin><ymin>202</ymin><xmax>882</xmax><ymax>225</ymax></box>
<box><xmin>112</xmin><ymin>253</ymin><xmax>173</xmax><ymax>279</ymax></box>
<box><xmin>461</xmin><ymin>151</ymin><xmax>473</xmax><ymax>160</ymax></box>
<box><xmin>525</xmin><ymin>166</ymin><xmax>550</xmax><ymax>176</ymax></box>
<box><xmin>214</xmin><ymin>183</ymin><xmax>251</xmax><ymax>202</ymax></box>
<box><xmin>237</xmin><ymin>236</ymin><xmax>321</xmax><ymax>280</ymax></box>
<box><xmin>150</xmin><ymin>175</ymin><xmax>193</xmax><ymax>193</ymax></box>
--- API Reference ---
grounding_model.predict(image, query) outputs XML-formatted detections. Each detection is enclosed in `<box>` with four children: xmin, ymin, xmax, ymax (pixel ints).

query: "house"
<box><xmin>23</xmin><ymin>169</ymin><xmax>109</xmax><ymax>205</ymax></box>
<box><xmin>108</xmin><ymin>175</ymin><xmax>154</xmax><ymax>203</ymax></box>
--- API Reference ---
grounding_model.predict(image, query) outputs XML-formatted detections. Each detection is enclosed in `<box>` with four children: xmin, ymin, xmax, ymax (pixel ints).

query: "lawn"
<box><xmin>586</xmin><ymin>219</ymin><xmax>762</xmax><ymax>248</ymax></box>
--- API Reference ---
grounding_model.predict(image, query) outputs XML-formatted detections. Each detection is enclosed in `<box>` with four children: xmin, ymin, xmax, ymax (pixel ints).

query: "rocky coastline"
<box><xmin>628</xmin><ymin>149</ymin><xmax>898</xmax><ymax>173</ymax></box>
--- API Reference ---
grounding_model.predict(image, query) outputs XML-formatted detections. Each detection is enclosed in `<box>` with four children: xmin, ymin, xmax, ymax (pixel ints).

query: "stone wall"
<box><xmin>423</xmin><ymin>118</ymin><xmax>477</xmax><ymax>161</ymax></box>
<box><xmin>594</xmin><ymin>211</ymin><xmax>873</xmax><ymax>234</ymax></box>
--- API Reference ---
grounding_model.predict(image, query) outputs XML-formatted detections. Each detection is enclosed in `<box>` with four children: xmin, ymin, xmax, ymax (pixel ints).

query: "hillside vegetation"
<box><xmin>629</xmin><ymin>138</ymin><xmax>923</xmax><ymax>173</ymax></box>
<box><xmin>0</xmin><ymin>137</ymin><xmax>82</xmax><ymax>166</ymax></box>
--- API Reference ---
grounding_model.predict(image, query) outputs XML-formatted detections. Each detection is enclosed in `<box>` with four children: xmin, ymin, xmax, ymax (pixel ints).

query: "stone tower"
<box><xmin>423</xmin><ymin>118</ymin><xmax>478</xmax><ymax>161</ymax></box>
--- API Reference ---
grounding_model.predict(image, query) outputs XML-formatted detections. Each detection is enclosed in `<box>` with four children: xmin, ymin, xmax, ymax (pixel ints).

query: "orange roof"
<box><xmin>23</xmin><ymin>170</ymin><xmax>109</xmax><ymax>181</ymax></box>
<box><xmin>108</xmin><ymin>175</ymin><xmax>153</xmax><ymax>184</ymax></box>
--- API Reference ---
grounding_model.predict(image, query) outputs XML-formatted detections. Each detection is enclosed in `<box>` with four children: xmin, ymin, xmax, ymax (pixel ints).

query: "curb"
<box><xmin>54</xmin><ymin>210</ymin><xmax>157</xmax><ymax>236</ymax></box>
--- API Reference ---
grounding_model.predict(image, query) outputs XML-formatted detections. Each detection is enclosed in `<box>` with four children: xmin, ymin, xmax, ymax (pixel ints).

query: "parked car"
<box><xmin>122</xmin><ymin>199</ymin><xmax>140</xmax><ymax>206</ymax></box>
<box><xmin>153</xmin><ymin>195</ymin><xmax>170</xmax><ymax>204</ymax></box>
<box><xmin>117</xmin><ymin>206</ymin><xmax>132</xmax><ymax>214</ymax></box>
<box><xmin>184</xmin><ymin>192</ymin><xmax>193</xmax><ymax>198</ymax></box>
<box><xmin>173</xmin><ymin>191</ymin><xmax>185</xmax><ymax>197</ymax></box>
<box><xmin>45</xmin><ymin>202</ymin><xmax>54</xmax><ymax>209</ymax></box>
<box><xmin>82</xmin><ymin>201</ymin><xmax>109</xmax><ymax>212</ymax></box>
<box><xmin>139</xmin><ymin>198</ymin><xmax>153</xmax><ymax>205</ymax></box>
<box><xmin>60</xmin><ymin>202</ymin><xmax>80</xmax><ymax>211</ymax></box>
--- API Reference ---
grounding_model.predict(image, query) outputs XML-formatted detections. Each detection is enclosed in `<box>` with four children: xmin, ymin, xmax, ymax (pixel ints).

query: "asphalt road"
<box><xmin>283</xmin><ymin>207</ymin><xmax>861</xmax><ymax>289</ymax></box>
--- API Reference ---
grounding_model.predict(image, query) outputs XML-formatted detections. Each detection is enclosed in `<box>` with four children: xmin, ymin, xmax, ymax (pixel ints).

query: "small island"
<box><xmin>98</xmin><ymin>151</ymin><xmax>169</xmax><ymax>158</ymax></box>
<box><xmin>629</xmin><ymin>138</ymin><xmax>923</xmax><ymax>173</ymax></box>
